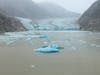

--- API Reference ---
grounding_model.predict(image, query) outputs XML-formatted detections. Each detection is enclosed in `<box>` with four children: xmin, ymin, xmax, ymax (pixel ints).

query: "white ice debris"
<box><xmin>79</xmin><ymin>40</ymin><xmax>86</xmax><ymax>43</ymax></box>
<box><xmin>90</xmin><ymin>44</ymin><xmax>96</xmax><ymax>47</ymax></box>
<box><xmin>95</xmin><ymin>45</ymin><xmax>100</xmax><ymax>48</ymax></box>
<box><xmin>43</xmin><ymin>41</ymin><xmax>49</xmax><ymax>45</ymax></box>
<box><xmin>71</xmin><ymin>46</ymin><xmax>77</xmax><ymax>50</ymax></box>
<box><xmin>90</xmin><ymin>43</ymin><xmax>100</xmax><ymax>48</ymax></box>
<box><xmin>31</xmin><ymin>65</ymin><xmax>35</xmax><ymax>69</ymax></box>
<box><xmin>0</xmin><ymin>31</ymin><xmax>45</xmax><ymax>45</ymax></box>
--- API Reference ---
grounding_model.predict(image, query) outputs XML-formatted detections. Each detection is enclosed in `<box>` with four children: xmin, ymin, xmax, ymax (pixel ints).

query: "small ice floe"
<box><xmin>6</xmin><ymin>41</ymin><xmax>15</xmax><ymax>45</ymax></box>
<box><xmin>30</xmin><ymin>65</ymin><xmax>35</xmax><ymax>69</ymax></box>
<box><xmin>1</xmin><ymin>37</ymin><xmax>20</xmax><ymax>45</ymax></box>
<box><xmin>34</xmin><ymin>46</ymin><xmax>59</xmax><ymax>53</ymax></box>
<box><xmin>79</xmin><ymin>40</ymin><xmax>87</xmax><ymax>44</ymax></box>
<box><xmin>71</xmin><ymin>46</ymin><xmax>77</xmax><ymax>50</ymax></box>
<box><xmin>43</xmin><ymin>41</ymin><xmax>49</xmax><ymax>46</ymax></box>
<box><xmin>90</xmin><ymin>44</ymin><xmax>96</xmax><ymax>47</ymax></box>
<box><xmin>90</xmin><ymin>44</ymin><xmax>100</xmax><ymax>48</ymax></box>
<box><xmin>39</xmin><ymin>35</ymin><xmax>48</xmax><ymax>39</ymax></box>
<box><xmin>33</xmin><ymin>44</ymin><xmax>63</xmax><ymax>53</ymax></box>
<box><xmin>50</xmin><ymin>44</ymin><xmax>64</xmax><ymax>49</ymax></box>
<box><xmin>95</xmin><ymin>45</ymin><xmax>100</xmax><ymax>48</ymax></box>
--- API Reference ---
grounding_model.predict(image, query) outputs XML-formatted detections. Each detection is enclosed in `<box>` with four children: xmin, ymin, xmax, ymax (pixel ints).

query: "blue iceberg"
<box><xmin>33</xmin><ymin>44</ymin><xmax>62</xmax><ymax>53</ymax></box>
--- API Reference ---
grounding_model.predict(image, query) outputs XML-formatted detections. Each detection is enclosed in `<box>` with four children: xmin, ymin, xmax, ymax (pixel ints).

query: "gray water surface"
<box><xmin>0</xmin><ymin>31</ymin><xmax>100</xmax><ymax>75</ymax></box>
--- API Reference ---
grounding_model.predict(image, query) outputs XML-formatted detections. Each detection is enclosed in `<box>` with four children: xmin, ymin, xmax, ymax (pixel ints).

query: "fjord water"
<box><xmin>0</xmin><ymin>31</ymin><xmax>100</xmax><ymax>75</ymax></box>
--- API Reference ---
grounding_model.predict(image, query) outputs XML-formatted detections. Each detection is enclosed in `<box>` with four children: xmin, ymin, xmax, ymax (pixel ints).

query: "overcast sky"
<box><xmin>33</xmin><ymin>0</ymin><xmax>97</xmax><ymax>14</ymax></box>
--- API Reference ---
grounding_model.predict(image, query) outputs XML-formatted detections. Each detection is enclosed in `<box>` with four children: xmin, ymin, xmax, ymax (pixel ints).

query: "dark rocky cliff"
<box><xmin>79</xmin><ymin>0</ymin><xmax>100</xmax><ymax>31</ymax></box>
<box><xmin>0</xmin><ymin>13</ymin><xmax>26</xmax><ymax>33</ymax></box>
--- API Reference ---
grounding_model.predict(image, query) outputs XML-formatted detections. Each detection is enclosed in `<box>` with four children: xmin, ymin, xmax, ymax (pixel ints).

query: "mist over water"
<box><xmin>33</xmin><ymin>0</ymin><xmax>97</xmax><ymax>13</ymax></box>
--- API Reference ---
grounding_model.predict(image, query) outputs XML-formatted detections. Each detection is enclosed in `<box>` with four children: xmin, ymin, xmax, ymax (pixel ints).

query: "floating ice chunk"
<box><xmin>43</xmin><ymin>41</ymin><xmax>49</xmax><ymax>46</ymax></box>
<box><xmin>34</xmin><ymin>47</ymin><xmax>59</xmax><ymax>53</ymax></box>
<box><xmin>90</xmin><ymin>44</ymin><xmax>100</xmax><ymax>48</ymax></box>
<box><xmin>50</xmin><ymin>44</ymin><xmax>64</xmax><ymax>49</ymax></box>
<box><xmin>39</xmin><ymin>35</ymin><xmax>48</xmax><ymax>39</ymax></box>
<box><xmin>6</xmin><ymin>41</ymin><xmax>15</xmax><ymax>45</ymax></box>
<box><xmin>71</xmin><ymin>46</ymin><xmax>77</xmax><ymax>50</ymax></box>
<box><xmin>34</xmin><ymin>44</ymin><xmax>63</xmax><ymax>53</ymax></box>
<box><xmin>30</xmin><ymin>65</ymin><xmax>35</xmax><ymax>69</ymax></box>
<box><xmin>90</xmin><ymin>44</ymin><xmax>96</xmax><ymax>47</ymax></box>
<box><xmin>79</xmin><ymin>40</ymin><xmax>87</xmax><ymax>44</ymax></box>
<box><xmin>95</xmin><ymin>45</ymin><xmax>100</xmax><ymax>48</ymax></box>
<box><xmin>34</xmin><ymin>46</ymin><xmax>59</xmax><ymax>53</ymax></box>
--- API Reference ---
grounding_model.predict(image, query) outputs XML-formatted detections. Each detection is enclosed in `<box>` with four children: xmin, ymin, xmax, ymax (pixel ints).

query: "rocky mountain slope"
<box><xmin>0</xmin><ymin>0</ymin><xmax>49</xmax><ymax>19</ymax></box>
<box><xmin>39</xmin><ymin>2</ymin><xmax>79</xmax><ymax>18</ymax></box>
<box><xmin>0</xmin><ymin>0</ymin><xmax>79</xmax><ymax>19</ymax></box>
<box><xmin>0</xmin><ymin>12</ymin><xmax>26</xmax><ymax>33</ymax></box>
<box><xmin>79</xmin><ymin>0</ymin><xmax>100</xmax><ymax>31</ymax></box>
